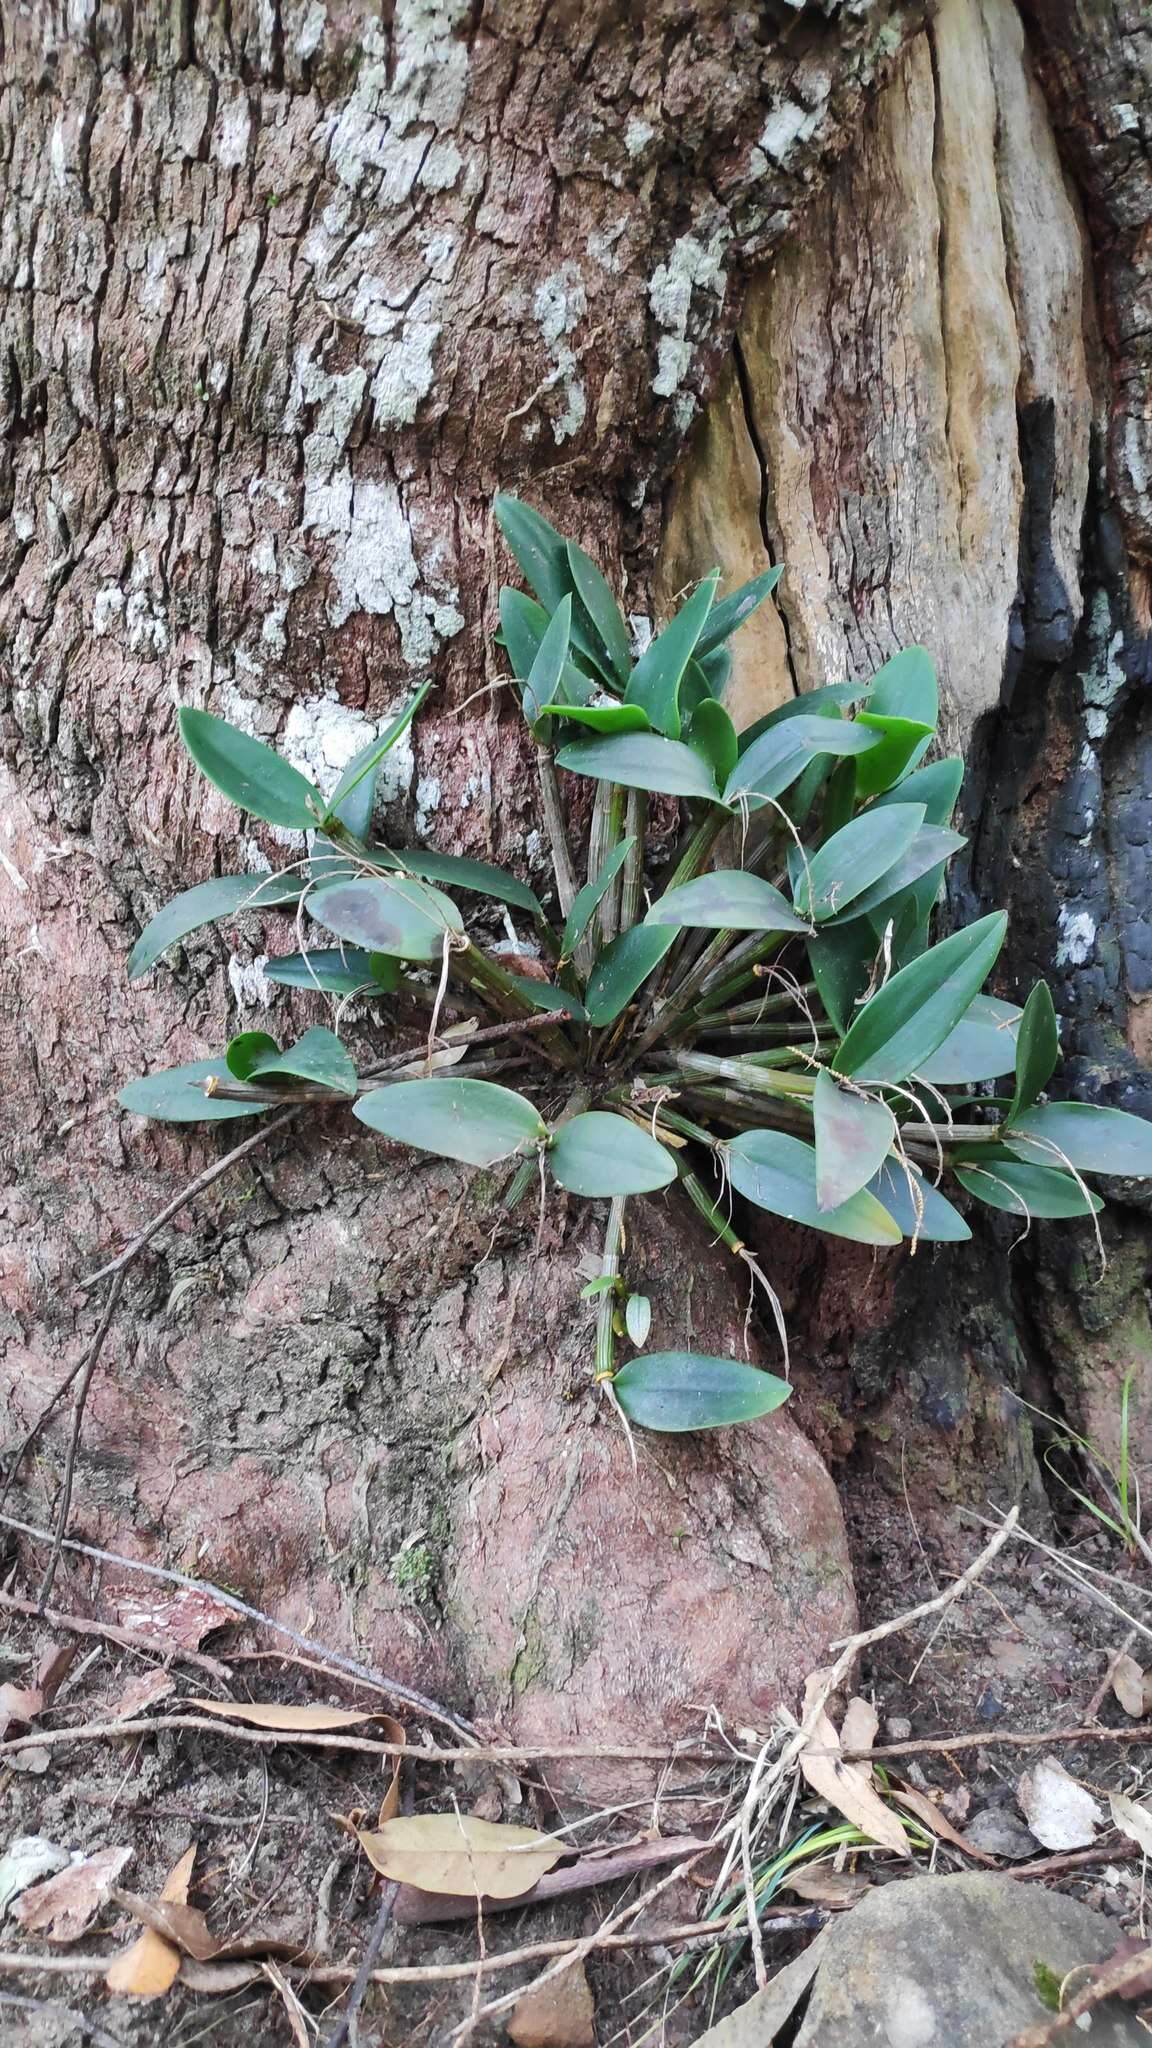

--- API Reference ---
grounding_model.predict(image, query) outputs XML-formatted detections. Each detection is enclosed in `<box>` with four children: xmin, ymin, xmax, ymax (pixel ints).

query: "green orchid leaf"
<box><xmin>833</xmin><ymin>912</ymin><xmax>1008</xmax><ymax>1085</ymax></box>
<box><xmin>584</xmin><ymin>925</ymin><xmax>676</xmax><ymax>1027</ymax></box>
<box><xmin>265</xmin><ymin>948</ymin><xmax>390</xmax><ymax>996</ymax></box>
<box><xmin>813</xmin><ymin>1069</ymin><xmax>896</xmax><ymax>1211</ymax></box>
<box><xmin>725</xmin><ymin>714</ymin><xmax>881</xmax><ymax>812</ymax></box>
<box><xmin>494</xmin><ymin>494</ymin><xmax>571</xmax><ymax>612</ymax></box>
<box><xmin>565</xmin><ymin>539</ymin><xmax>632</xmax><ymax>686</ymax></box>
<box><xmin>726</xmin><ymin>1129</ymin><xmax>902</xmax><ymax>1245</ymax></box>
<box><xmin>373</xmin><ymin>848</ymin><xmax>542</xmax><ymax>919</ymax></box>
<box><xmin>807</xmin><ymin>920</ymin><xmax>878</xmax><ymax>1037</ymax></box>
<box><xmin>523</xmin><ymin>594</ymin><xmax>573</xmax><ymax>729</ymax></box>
<box><xmin>954</xmin><ymin>1159</ymin><xmax>1103</xmax><ymax>1218</ymax></box>
<box><xmin>562</xmin><ymin>839</ymin><xmax>635</xmax><ymax>962</ymax></box>
<box><xmin>646</xmin><ymin>870</ymin><xmax>811</xmax><ymax>934</ymax></box>
<box><xmin>118</xmin><ymin>1059</ymin><xmax>270</xmax><ymax>1124</ymax></box>
<box><xmin>537</xmin><ymin>701</ymin><xmax>650</xmax><ymax>735</ymax></box>
<box><xmin>127</xmin><ymin>874</ymin><xmax>304</xmax><ymax>981</ymax></box>
<box><xmin>245</xmin><ymin>1025</ymin><xmax>358</xmax><ymax>1096</ymax></box>
<box><xmin>685</xmin><ymin>699</ymin><xmax>739</xmax><ymax>789</ymax></box>
<box><xmin>624</xmin><ymin>572</ymin><xmax>719</xmax><ymax>738</ymax></box>
<box><xmin>504</xmin><ymin>974</ymin><xmax>587</xmax><ymax>1021</ymax></box>
<box><xmin>612</xmin><ymin>1352</ymin><xmax>792</xmax><ymax>1432</ymax></box>
<box><xmin>793</xmin><ymin>804</ymin><xmax>925</xmax><ymax>924</ymax></box>
<box><xmin>870</xmin><ymin>755</ymin><xmax>964</xmax><ymax>826</ymax></box>
<box><xmin>549</xmin><ymin>1111</ymin><xmax>677</xmax><ymax>1196</ymax></box>
<box><xmin>1006</xmin><ymin>982</ymin><xmax>1060</xmax><ymax>1123</ymax></box>
<box><xmin>624</xmin><ymin>1294</ymin><xmax>652</xmax><ymax>1346</ymax></box>
<box><xmin>866</xmin><ymin>1159</ymin><xmax>971</xmax><ymax>1241</ymax></box>
<box><xmin>556</xmin><ymin>732</ymin><xmax>720</xmax><ymax>803</ymax></box>
<box><xmin>225</xmin><ymin>1030</ymin><xmax>280</xmax><ymax>1081</ymax></box>
<box><xmin>178</xmin><ymin>709</ymin><xmax>322</xmax><ymax>830</ymax></box>
<box><xmin>695</xmin><ymin>566</ymin><xmax>782</xmax><ymax>658</ymax></box>
<box><xmin>737</xmin><ymin>684</ymin><xmax>873</xmax><ymax>755</ymax></box>
<box><xmin>308</xmin><ymin>874</ymin><xmax>463</xmax><ymax>963</ymax></box>
<box><xmin>325</xmin><ymin>685</ymin><xmax>431</xmax><ymax>839</ymax></box>
<box><xmin>498</xmin><ymin>588</ymin><xmax>596</xmax><ymax>705</ymax></box>
<box><xmin>914</xmin><ymin>994</ymin><xmax>1023</xmax><ymax>1084</ymax></box>
<box><xmin>1004</xmin><ymin>1102</ymin><xmax>1152</xmax><ymax>1178</ymax></box>
<box><xmin>853</xmin><ymin>647</ymin><xmax>938</xmax><ymax>798</ymax></box>
<box><xmin>354</xmin><ymin>1077</ymin><xmax>545</xmax><ymax>1166</ymax></box>
<box><xmin>831</xmin><ymin>825</ymin><xmax>966</xmax><ymax>926</ymax></box>
<box><xmin>695</xmin><ymin>645</ymin><xmax>732</xmax><ymax>698</ymax></box>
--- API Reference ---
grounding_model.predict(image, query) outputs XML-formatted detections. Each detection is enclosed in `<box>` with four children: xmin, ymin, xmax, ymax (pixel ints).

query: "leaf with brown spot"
<box><xmin>355</xmin><ymin>1815</ymin><xmax>564</xmax><ymax>1900</ymax></box>
<box><xmin>106</xmin><ymin>1846</ymin><xmax>196</xmax><ymax>1999</ymax></box>
<box><xmin>1111</xmin><ymin>1652</ymin><xmax>1150</xmax><ymax>1720</ymax></box>
<box><xmin>13</xmin><ymin>1846</ymin><xmax>132</xmax><ymax>1943</ymax></box>
<box><xmin>186</xmin><ymin>1698</ymin><xmax>387</xmax><ymax>1733</ymax></box>
<box><xmin>798</xmin><ymin>1680</ymin><xmax>910</xmax><ymax>1859</ymax></box>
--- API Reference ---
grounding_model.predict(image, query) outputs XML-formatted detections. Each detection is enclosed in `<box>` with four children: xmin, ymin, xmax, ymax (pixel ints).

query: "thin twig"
<box><xmin>0</xmin><ymin>1514</ymin><xmax>475</xmax><ymax>1738</ymax></box>
<box><xmin>534</xmin><ymin>745</ymin><xmax>580</xmax><ymax>916</ymax></box>
<box><xmin>0</xmin><ymin>1590</ymin><xmax>232</xmax><ymax>1682</ymax></box>
<box><xmin>0</xmin><ymin>1715</ymin><xmax>408</xmax><ymax>1761</ymax></box>
<box><xmin>831</xmin><ymin>1723</ymin><xmax>1151</xmax><ymax>1763</ymax></box>
<box><xmin>322</xmin><ymin>1882</ymin><xmax>399</xmax><ymax>2048</ymax></box>
<box><xmin>1084</xmin><ymin>1629</ymin><xmax>1140</xmax><ymax>1723</ymax></box>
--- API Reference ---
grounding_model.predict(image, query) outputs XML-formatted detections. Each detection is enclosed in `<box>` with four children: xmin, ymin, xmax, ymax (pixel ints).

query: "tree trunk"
<box><xmin>2</xmin><ymin>0</ymin><xmax>1150</xmax><ymax>1792</ymax></box>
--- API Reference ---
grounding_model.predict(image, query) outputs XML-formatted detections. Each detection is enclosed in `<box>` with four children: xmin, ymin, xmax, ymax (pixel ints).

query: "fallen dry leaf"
<box><xmin>0</xmin><ymin>1682</ymin><xmax>44</xmax><ymax>1741</ymax></box>
<box><xmin>798</xmin><ymin>1678</ymin><xmax>910</xmax><ymax>1859</ymax></box>
<box><xmin>1017</xmin><ymin>1756</ymin><xmax>1103</xmax><ymax>1852</ymax></box>
<box><xmin>36</xmin><ymin>1642</ymin><xmax>78</xmax><ymax>1703</ymax></box>
<box><xmin>110</xmin><ymin>1670</ymin><xmax>176</xmax><ymax>1722</ymax></box>
<box><xmin>1112</xmin><ymin>1652</ymin><xmax>1151</xmax><ymax>1720</ymax></box>
<box><xmin>392</xmin><ymin>1833</ymin><xmax>709</xmax><ymax>1925</ymax></box>
<box><xmin>179</xmin><ymin>1959</ymin><xmax>261</xmax><ymax>1995</ymax></box>
<box><xmin>1109</xmin><ymin>1789</ymin><xmax>1152</xmax><ymax>1858</ymax></box>
<box><xmin>887</xmin><ymin>1778</ymin><xmax>997</xmax><ymax>1866</ymax></box>
<box><xmin>187</xmin><ymin>1698</ymin><xmax>386</xmax><ymax>1733</ymax></box>
<box><xmin>378</xmin><ymin>1715</ymin><xmax>405</xmax><ymax>1824</ymax></box>
<box><xmin>105</xmin><ymin>1845</ymin><xmax>196</xmax><ymax>2000</ymax></box>
<box><xmin>508</xmin><ymin>1958</ymin><xmax>596</xmax><ymax>2047</ymax></box>
<box><xmin>357</xmin><ymin>1814</ymin><xmax>564</xmax><ymax>1900</ymax></box>
<box><xmin>13</xmin><ymin>1846</ymin><xmax>132</xmax><ymax>1943</ymax></box>
<box><xmin>112</xmin><ymin>1889</ymin><xmax>308</xmax><ymax>1964</ymax></box>
<box><xmin>113</xmin><ymin>1587</ymin><xmax>234</xmax><ymax>1652</ymax></box>
<box><xmin>780</xmin><ymin>1861</ymin><xmax>870</xmax><ymax>1909</ymax></box>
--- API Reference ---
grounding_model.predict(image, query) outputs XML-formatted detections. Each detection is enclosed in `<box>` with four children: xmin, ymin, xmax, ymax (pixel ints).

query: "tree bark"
<box><xmin>2</xmin><ymin>0</ymin><xmax>1151</xmax><ymax>1792</ymax></box>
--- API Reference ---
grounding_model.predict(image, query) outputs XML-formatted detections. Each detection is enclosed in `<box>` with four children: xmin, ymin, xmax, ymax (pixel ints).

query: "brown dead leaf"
<box><xmin>887</xmin><ymin>1778</ymin><xmax>997</xmax><ymax>1866</ymax></box>
<box><xmin>105</xmin><ymin>1845</ymin><xmax>196</xmax><ymax>2000</ymax></box>
<box><xmin>13</xmin><ymin>1846</ymin><xmax>132</xmax><ymax>1943</ymax></box>
<box><xmin>1112</xmin><ymin>1652</ymin><xmax>1151</xmax><ymax>1720</ymax></box>
<box><xmin>357</xmin><ymin>1815</ymin><xmax>564</xmax><ymax>1900</ymax></box>
<box><xmin>111</xmin><ymin>1670</ymin><xmax>176</xmax><ymax>1722</ymax></box>
<box><xmin>113</xmin><ymin>1587</ymin><xmax>234</xmax><ymax>1652</ymax></box>
<box><xmin>798</xmin><ymin>1678</ymin><xmax>910</xmax><ymax>1859</ymax></box>
<box><xmin>0</xmin><ymin>1681</ymin><xmax>44</xmax><ymax>1739</ymax></box>
<box><xmin>1109</xmin><ymin>1789</ymin><xmax>1152</xmax><ymax>1858</ymax></box>
<box><xmin>378</xmin><ymin>1715</ymin><xmax>405</xmax><ymax>1823</ymax></box>
<box><xmin>111</xmin><ymin>1889</ymin><xmax>308</xmax><ymax>1964</ymax></box>
<box><xmin>179</xmin><ymin>1960</ymin><xmax>261</xmax><ymax>1995</ymax></box>
<box><xmin>780</xmin><ymin>1861</ymin><xmax>870</xmax><ymax>1909</ymax></box>
<box><xmin>36</xmin><ymin>1642</ymin><xmax>78</xmax><ymax>1703</ymax></box>
<box><xmin>186</xmin><ymin>1698</ymin><xmax>386</xmax><ymax>1733</ymax></box>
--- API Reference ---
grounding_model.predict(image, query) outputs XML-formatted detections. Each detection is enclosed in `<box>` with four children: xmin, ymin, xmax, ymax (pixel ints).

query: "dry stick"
<box><xmin>0</xmin><ymin>1715</ymin><xmax>408</xmax><ymax>1761</ymax></box>
<box><xmin>0</xmin><ymin>1589</ymin><xmax>233</xmax><ymax>1683</ymax></box>
<box><xmin>535</xmin><ymin>744</ymin><xmax>579</xmax><ymax>916</ymax></box>
<box><xmin>1084</xmin><ymin>1628</ymin><xmax>1140</xmax><ymax>1723</ymax></box>
<box><xmin>0</xmin><ymin>1515</ymin><xmax>475</xmax><ymax>1738</ymax></box>
<box><xmin>831</xmin><ymin>1724</ymin><xmax>1152</xmax><ymax>1765</ymax></box>
<box><xmin>322</xmin><ymin>1883</ymin><xmax>399</xmax><ymax>2048</ymax></box>
<box><xmin>0</xmin><ymin>1916</ymin><xmax>824</xmax><ymax>1994</ymax></box>
<box><xmin>966</xmin><ymin>1511</ymin><xmax>1152</xmax><ymax>1647</ymax></box>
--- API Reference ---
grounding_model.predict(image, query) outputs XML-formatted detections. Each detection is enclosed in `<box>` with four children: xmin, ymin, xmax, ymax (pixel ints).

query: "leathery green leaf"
<box><xmin>612</xmin><ymin>1352</ymin><xmax>792</xmax><ymax>1433</ymax></box>
<box><xmin>308</xmin><ymin>874</ymin><xmax>463</xmax><ymax>964</ymax></box>
<box><xmin>833</xmin><ymin>912</ymin><xmax>1008</xmax><ymax>1085</ymax></box>
<box><xmin>954</xmin><ymin>1158</ymin><xmax>1103</xmax><ymax>1219</ymax></box>
<box><xmin>624</xmin><ymin>573</ymin><xmax>719</xmax><ymax>738</ymax></box>
<box><xmin>1006</xmin><ymin>981</ymin><xmax>1060</xmax><ymax>1123</ymax></box>
<box><xmin>1004</xmin><ymin>1102</ymin><xmax>1152</xmax><ymax>1178</ymax></box>
<box><xmin>245</xmin><ymin>1026</ymin><xmax>358</xmax><ymax>1096</ymax></box>
<box><xmin>178</xmin><ymin>709</ymin><xmax>322</xmax><ymax>830</ymax></box>
<box><xmin>584</xmin><ymin>925</ymin><xmax>676</xmax><ymax>1027</ymax></box>
<box><xmin>118</xmin><ymin>1059</ymin><xmax>270</xmax><ymax>1124</ymax></box>
<box><xmin>813</xmin><ymin>1069</ymin><xmax>897</xmax><ymax>1211</ymax></box>
<box><xmin>549</xmin><ymin>1112</ymin><xmax>677</xmax><ymax>1196</ymax></box>
<box><xmin>354</xmin><ymin>1078</ymin><xmax>545</xmax><ymax>1166</ymax></box>
<box><xmin>127</xmin><ymin>873</ymin><xmax>303</xmax><ymax>981</ymax></box>
<box><xmin>726</xmin><ymin>1129</ymin><xmax>902</xmax><ymax>1245</ymax></box>
<box><xmin>793</xmin><ymin>804</ymin><xmax>925</xmax><ymax>924</ymax></box>
<box><xmin>646</xmin><ymin>870</ymin><xmax>811</xmax><ymax>934</ymax></box>
<box><xmin>556</xmin><ymin>732</ymin><xmax>720</xmax><ymax>803</ymax></box>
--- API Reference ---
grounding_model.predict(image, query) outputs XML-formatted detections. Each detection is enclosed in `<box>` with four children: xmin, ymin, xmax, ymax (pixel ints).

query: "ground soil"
<box><xmin>1</xmin><ymin>1455</ymin><xmax>1149</xmax><ymax>2047</ymax></box>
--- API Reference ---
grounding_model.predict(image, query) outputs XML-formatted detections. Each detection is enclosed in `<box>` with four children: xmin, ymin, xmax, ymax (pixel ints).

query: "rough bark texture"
<box><xmin>2</xmin><ymin>0</ymin><xmax>1152</xmax><ymax>1789</ymax></box>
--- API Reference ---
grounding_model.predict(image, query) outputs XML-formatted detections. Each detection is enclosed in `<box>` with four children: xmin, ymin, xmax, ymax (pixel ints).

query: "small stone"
<box><xmin>508</xmin><ymin>1961</ymin><xmax>596</xmax><ymax>2048</ymax></box>
<box><xmin>964</xmin><ymin>1807</ymin><xmax>1040</xmax><ymax>1860</ymax></box>
<box><xmin>885</xmin><ymin>1716</ymin><xmax>912</xmax><ymax>1742</ymax></box>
